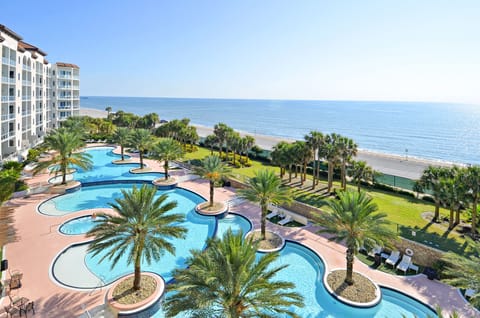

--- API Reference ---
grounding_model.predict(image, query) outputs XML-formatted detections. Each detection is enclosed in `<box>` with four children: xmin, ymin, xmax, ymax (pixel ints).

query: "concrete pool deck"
<box><xmin>1</xmin><ymin>145</ymin><xmax>478</xmax><ymax>317</ymax></box>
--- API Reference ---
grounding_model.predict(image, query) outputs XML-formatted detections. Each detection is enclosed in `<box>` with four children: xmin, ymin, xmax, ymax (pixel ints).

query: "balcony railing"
<box><xmin>22</xmin><ymin>111</ymin><xmax>31</xmax><ymax>116</ymax></box>
<box><xmin>22</xmin><ymin>96</ymin><xmax>31</xmax><ymax>101</ymax></box>
<box><xmin>22</xmin><ymin>64</ymin><xmax>31</xmax><ymax>71</ymax></box>
<box><xmin>72</xmin><ymin>86</ymin><xmax>80</xmax><ymax>90</ymax></box>
<box><xmin>1</xmin><ymin>132</ymin><xmax>14</xmax><ymax>141</ymax></box>
<box><xmin>58</xmin><ymin>106</ymin><xmax>72</xmax><ymax>110</ymax></box>
<box><xmin>57</xmin><ymin>86</ymin><xmax>72</xmax><ymax>89</ymax></box>
<box><xmin>1</xmin><ymin>96</ymin><xmax>15</xmax><ymax>102</ymax></box>
<box><xmin>1</xmin><ymin>113</ymin><xmax>16</xmax><ymax>121</ymax></box>
<box><xmin>36</xmin><ymin>108</ymin><xmax>43</xmax><ymax>114</ymax></box>
<box><xmin>1</xmin><ymin>77</ymin><xmax>15</xmax><ymax>84</ymax></box>
<box><xmin>58</xmin><ymin>75</ymin><xmax>72</xmax><ymax>79</ymax></box>
<box><xmin>2</xmin><ymin>57</ymin><xmax>15</xmax><ymax>66</ymax></box>
<box><xmin>22</xmin><ymin>80</ymin><xmax>31</xmax><ymax>86</ymax></box>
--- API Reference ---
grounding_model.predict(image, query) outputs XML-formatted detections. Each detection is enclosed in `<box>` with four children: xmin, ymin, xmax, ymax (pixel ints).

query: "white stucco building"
<box><xmin>0</xmin><ymin>24</ymin><xmax>80</xmax><ymax>161</ymax></box>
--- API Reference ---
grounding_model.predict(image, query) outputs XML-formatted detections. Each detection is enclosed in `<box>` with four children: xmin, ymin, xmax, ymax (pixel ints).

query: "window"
<box><xmin>52</xmin><ymin>70</ymin><xmax>55</xmax><ymax>75</ymax></box>
<box><xmin>10</xmin><ymin>139</ymin><xmax>14</xmax><ymax>147</ymax></box>
<box><xmin>17</xmin><ymin>73</ymin><xmax>20</xmax><ymax>80</ymax></box>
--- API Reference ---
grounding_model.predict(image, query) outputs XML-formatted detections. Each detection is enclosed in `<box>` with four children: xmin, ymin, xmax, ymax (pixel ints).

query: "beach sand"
<box><xmin>80</xmin><ymin>107</ymin><xmax>455</xmax><ymax>179</ymax></box>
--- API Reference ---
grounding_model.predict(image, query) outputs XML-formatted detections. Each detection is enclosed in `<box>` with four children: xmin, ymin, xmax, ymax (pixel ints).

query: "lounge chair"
<box><xmin>266</xmin><ymin>208</ymin><xmax>279</xmax><ymax>220</ymax></box>
<box><xmin>278</xmin><ymin>215</ymin><xmax>292</xmax><ymax>226</ymax></box>
<box><xmin>368</xmin><ymin>246</ymin><xmax>383</xmax><ymax>258</ymax></box>
<box><xmin>465</xmin><ymin>289</ymin><xmax>476</xmax><ymax>298</ymax></box>
<box><xmin>385</xmin><ymin>251</ymin><xmax>401</xmax><ymax>267</ymax></box>
<box><xmin>396</xmin><ymin>255</ymin><xmax>412</xmax><ymax>274</ymax></box>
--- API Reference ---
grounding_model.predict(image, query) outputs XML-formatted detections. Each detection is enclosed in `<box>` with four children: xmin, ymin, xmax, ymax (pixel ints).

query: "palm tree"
<box><xmin>338</xmin><ymin>136</ymin><xmax>358</xmax><ymax>190</ymax></box>
<box><xmin>418</xmin><ymin>166</ymin><xmax>450</xmax><ymax>223</ymax></box>
<box><xmin>213</xmin><ymin>123</ymin><xmax>232</xmax><ymax>158</ymax></box>
<box><xmin>128</xmin><ymin>128</ymin><xmax>153</xmax><ymax>169</ymax></box>
<box><xmin>33</xmin><ymin>128</ymin><xmax>93</xmax><ymax>185</ymax></box>
<box><xmin>442</xmin><ymin>238</ymin><xmax>480</xmax><ymax>307</ymax></box>
<box><xmin>295</xmin><ymin>141</ymin><xmax>313</xmax><ymax>186</ymax></box>
<box><xmin>317</xmin><ymin>191</ymin><xmax>396</xmax><ymax>285</ymax></box>
<box><xmin>461</xmin><ymin>166</ymin><xmax>480</xmax><ymax>237</ymax></box>
<box><xmin>238</xmin><ymin>169</ymin><xmax>293</xmax><ymax>240</ymax></box>
<box><xmin>204</xmin><ymin>134</ymin><xmax>219</xmax><ymax>155</ymax></box>
<box><xmin>348</xmin><ymin>160</ymin><xmax>375</xmax><ymax>193</ymax></box>
<box><xmin>87</xmin><ymin>185</ymin><xmax>187</xmax><ymax>290</ymax></box>
<box><xmin>321</xmin><ymin>133</ymin><xmax>341</xmax><ymax>193</ymax></box>
<box><xmin>271</xmin><ymin>141</ymin><xmax>290</xmax><ymax>178</ymax></box>
<box><xmin>151</xmin><ymin>138</ymin><xmax>184</xmax><ymax>180</ymax></box>
<box><xmin>194</xmin><ymin>155</ymin><xmax>232</xmax><ymax>207</ymax></box>
<box><xmin>105</xmin><ymin>106</ymin><xmax>112</xmax><ymax>118</ymax></box>
<box><xmin>305</xmin><ymin>131</ymin><xmax>324</xmax><ymax>190</ymax></box>
<box><xmin>164</xmin><ymin>230</ymin><xmax>304</xmax><ymax>318</ymax></box>
<box><xmin>439</xmin><ymin>168</ymin><xmax>465</xmax><ymax>229</ymax></box>
<box><xmin>112</xmin><ymin>127</ymin><xmax>131</xmax><ymax>161</ymax></box>
<box><xmin>240</xmin><ymin>135</ymin><xmax>255</xmax><ymax>162</ymax></box>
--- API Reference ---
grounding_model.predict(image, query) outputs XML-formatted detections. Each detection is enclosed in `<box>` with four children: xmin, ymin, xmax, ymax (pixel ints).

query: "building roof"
<box><xmin>18</xmin><ymin>41</ymin><xmax>47</xmax><ymax>56</ymax></box>
<box><xmin>0</xmin><ymin>24</ymin><xmax>23</xmax><ymax>41</ymax></box>
<box><xmin>56</xmin><ymin>62</ymin><xmax>80</xmax><ymax>69</ymax></box>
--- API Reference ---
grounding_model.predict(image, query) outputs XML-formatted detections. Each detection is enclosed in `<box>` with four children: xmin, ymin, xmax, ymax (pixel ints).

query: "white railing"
<box><xmin>1</xmin><ymin>132</ymin><xmax>14</xmax><ymax>141</ymax></box>
<box><xmin>22</xmin><ymin>64</ymin><xmax>31</xmax><ymax>71</ymax></box>
<box><xmin>22</xmin><ymin>96</ymin><xmax>31</xmax><ymax>101</ymax></box>
<box><xmin>22</xmin><ymin>111</ymin><xmax>31</xmax><ymax>116</ymax></box>
<box><xmin>2</xmin><ymin>57</ymin><xmax>9</xmax><ymax>65</ymax></box>
<box><xmin>1</xmin><ymin>77</ymin><xmax>15</xmax><ymax>84</ymax></box>
<box><xmin>72</xmin><ymin>86</ymin><xmax>79</xmax><ymax>90</ymax></box>
<box><xmin>22</xmin><ymin>80</ymin><xmax>31</xmax><ymax>86</ymax></box>
<box><xmin>58</xmin><ymin>75</ymin><xmax>72</xmax><ymax>79</ymax></box>
<box><xmin>1</xmin><ymin>96</ymin><xmax>15</xmax><ymax>102</ymax></box>
<box><xmin>1</xmin><ymin>113</ymin><xmax>15</xmax><ymax>121</ymax></box>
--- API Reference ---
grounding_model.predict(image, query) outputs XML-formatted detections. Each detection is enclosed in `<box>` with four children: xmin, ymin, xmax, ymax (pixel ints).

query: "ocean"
<box><xmin>80</xmin><ymin>96</ymin><xmax>480</xmax><ymax>165</ymax></box>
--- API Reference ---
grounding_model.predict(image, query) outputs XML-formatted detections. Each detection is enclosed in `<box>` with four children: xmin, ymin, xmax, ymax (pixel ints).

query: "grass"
<box><xmin>180</xmin><ymin>146</ymin><xmax>472</xmax><ymax>256</ymax></box>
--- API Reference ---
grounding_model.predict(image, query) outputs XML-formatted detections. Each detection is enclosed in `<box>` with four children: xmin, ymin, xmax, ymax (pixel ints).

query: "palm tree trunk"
<box><xmin>261</xmin><ymin>203</ymin><xmax>267</xmax><ymax>240</ymax></box>
<box><xmin>312</xmin><ymin>159</ymin><xmax>317</xmax><ymax>190</ymax></box>
<box><xmin>449</xmin><ymin>208</ymin><xmax>454</xmax><ymax>229</ymax></box>
<box><xmin>61</xmin><ymin>161</ymin><xmax>67</xmax><ymax>185</ymax></box>
<box><xmin>139</xmin><ymin>152</ymin><xmax>144</xmax><ymax>169</ymax></box>
<box><xmin>472</xmin><ymin>198</ymin><xmax>478</xmax><ymax>237</ymax></box>
<box><xmin>133</xmin><ymin>255</ymin><xmax>142</xmax><ymax>290</ymax></box>
<box><xmin>455</xmin><ymin>208</ymin><xmax>460</xmax><ymax>225</ymax></box>
<box><xmin>327</xmin><ymin>161</ymin><xmax>333</xmax><ymax>192</ymax></box>
<box><xmin>434</xmin><ymin>201</ymin><xmax>440</xmax><ymax>222</ymax></box>
<box><xmin>164</xmin><ymin>161</ymin><xmax>169</xmax><ymax>180</ymax></box>
<box><xmin>121</xmin><ymin>146</ymin><xmax>125</xmax><ymax>161</ymax></box>
<box><xmin>345</xmin><ymin>247</ymin><xmax>355</xmax><ymax>285</ymax></box>
<box><xmin>233</xmin><ymin>151</ymin><xmax>236</xmax><ymax>165</ymax></box>
<box><xmin>341</xmin><ymin>162</ymin><xmax>346</xmax><ymax>190</ymax></box>
<box><xmin>357</xmin><ymin>181</ymin><xmax>361</xmax><ymax>193</ymax></box>
<box><xmin>288</xmin><ymin>165</ymin><xmax>292</xmax><ymax>183</ymax></box>
<box><xmin>209</xmin><ymin>180</ymin><xmax>214</xmax><ymax>207</ymax></box>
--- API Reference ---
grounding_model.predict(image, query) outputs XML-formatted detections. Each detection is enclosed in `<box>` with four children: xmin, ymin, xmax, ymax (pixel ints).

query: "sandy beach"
<box><xmin>80</xmin><ymin>107</ymin><xmax>455</xmax><ymax>179</ymax></box>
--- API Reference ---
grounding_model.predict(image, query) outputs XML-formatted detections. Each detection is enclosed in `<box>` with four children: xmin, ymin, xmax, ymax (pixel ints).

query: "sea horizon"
<box><xmin>80</xmin><ymin>96</ymin><xmax>480</xmax><ymax>166</ymax></box>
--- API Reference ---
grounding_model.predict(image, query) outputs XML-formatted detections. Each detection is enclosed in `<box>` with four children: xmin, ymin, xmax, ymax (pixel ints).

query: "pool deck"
<box><xmin>1</xmin><ymin>144</ymin><xmax>478</xmax><ymax>317</ymax></box>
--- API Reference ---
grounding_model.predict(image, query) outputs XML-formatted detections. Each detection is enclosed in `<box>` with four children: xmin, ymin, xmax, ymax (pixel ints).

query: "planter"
<box><xmin>50</xmin><ymin>181</ymin><xmax>81</xmax><ymax>194</ymax></box>
<box><xmin>195</xmin><ymin>201</ymin><xmax>228</xmax><ymax>217</ymax></box>
<box><xmin>107</xmin><ymin>272</ymin><xmax>165</xmax><ymax>316</ymax></box>
<box><xmin>152</xmin><ymin>177</ymin><xmax>178</xmax><ymax>190</ymax></box>
<box><xmin>245</xmin><ymin>229</ymin><xmax>285</xmax><ymax>252</ymax></box>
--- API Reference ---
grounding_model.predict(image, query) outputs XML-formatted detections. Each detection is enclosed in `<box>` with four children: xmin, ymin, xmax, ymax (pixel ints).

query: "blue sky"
<box><xmin>2</xmin><ymin>0</ymin><xmax>480</xmax><ymax>103</ymax></box>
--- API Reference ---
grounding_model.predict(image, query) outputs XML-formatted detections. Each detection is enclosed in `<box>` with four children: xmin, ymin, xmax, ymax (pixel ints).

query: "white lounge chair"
<box><xmin>278</xmin><ymin>215</ymin><xmax>292</xmax><ymax>226</ymax></box>
<box><xmin>385</xmin><ymin>251</ymin><xmax>401</xmax><ymax>267</ymax></box>
<box><xmin>266</xmin><ymin>208</ymin><xmax>279</xmax><ymax>220</ymax></box>
<box><xmin>465</xmin><ymin>289</ymin><xmax>476</xmax><ymax>298</ymax></box>
<box><xmin>368</xmin><ymin>246</ymin><xmax>383</xmax><ymax>258</ymax></box>
<box><xmin>396</xmin><ymin>255</ymin><xmax>412</xmax><ymax>274</ymax></box>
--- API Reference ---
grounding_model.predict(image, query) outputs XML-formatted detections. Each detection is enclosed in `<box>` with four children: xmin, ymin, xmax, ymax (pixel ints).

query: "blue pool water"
<box><xmin>215</xmin><ymin>213</ymin><xmax>252</xmax><ymax>238</ymax></box>
<box><xmin>49</xmin><ymin>147</ymin><xmax>164</xmax><ymax>184</ymax></box>
<box><xmin>59</xmin><ymin>215</ymin><xmax>106</xmax><ymax>235</ymax></box>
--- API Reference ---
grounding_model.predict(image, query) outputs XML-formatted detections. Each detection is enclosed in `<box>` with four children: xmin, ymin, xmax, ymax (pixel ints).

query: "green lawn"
<box><xmin>180</xmin><ymin>146</ymin><xmax>471</xmax><ymax>255</ymax></box>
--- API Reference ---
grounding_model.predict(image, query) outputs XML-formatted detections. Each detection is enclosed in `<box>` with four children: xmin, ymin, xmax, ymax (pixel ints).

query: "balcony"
<box><xmin>72</xmin><ymin>86</ymin><xmax>80</xmax><ymax>90</ymax></box>
<box><xmin>58</xmin><ymin>106</ymin><xmax>72</xmax><ymax>110</ymax></box>
<box><xmin>1</xmin><ymin>96</ymin><xmax>15</xmax><ymax>102</ymax></box>
<box><xmin>22</xmin><ymin>111</ymin><xmax>31</xmax><ymax>117</ymax></box>
<box><xmin>22</xmin><ymin>64</ymin><xmax>31</xmax><ymax>71</ymax></box>
<box><xmin>1</xmin><ymin>77</ymin><xmax>15</xmax><ymax>85</ymax></box>
<box><xmin>57</xmin><ymin>96</ymin><xmax>72</xmax><ymax>100</ymax></box>
<box><xmin>22</xmin><ymin>96</ymin><xmax>31</xmax><ymax>101</ymax></box>
<box><xmin>22</xmin><ymin>80</ymin><xmax>31</xmax><ymax>86</ymax></box>
<box><xmin>58</xmin><ymin>74</ymin><xmax>72</xmax><ymax>79</ymax></box>
<box><xmin>72</xmin><ymin>75</ymin><xmax>80</xmax><ymax>80</ymax></box>
<box><xmin>36</xmin><ymin>108</ymin><xmax>43</xmax><ymax>114</ymax></box>
<box><xmin>1</xmin><ymin>113</ymin><xmax>15</xmax><ymax>121</ymax></box>
<box><xmin>57</xmin><ymin>86</ymin><xmax>72</xmax><ymax>89</ymax></box>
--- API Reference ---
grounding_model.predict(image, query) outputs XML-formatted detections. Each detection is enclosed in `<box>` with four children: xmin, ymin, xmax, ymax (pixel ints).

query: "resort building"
<box><xmin>0</xmin><ymin>24</ymin><xmax>80</xmax><ymax>161</ymax></box>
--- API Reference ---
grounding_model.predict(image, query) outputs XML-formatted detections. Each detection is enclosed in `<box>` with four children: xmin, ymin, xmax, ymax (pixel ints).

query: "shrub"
<box><xmin>27</xmin><ymin>149</ymin><xmax>41</xmax><ymax>162</ymax></box>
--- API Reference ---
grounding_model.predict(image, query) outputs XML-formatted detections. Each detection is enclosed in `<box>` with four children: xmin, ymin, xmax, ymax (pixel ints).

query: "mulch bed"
<box><xmin>327</xmin><ymin>270</ymin><xmax>377</xmax><ymax>303</ymax></box>
<box><xmin>247</xmin><ymin>230</ymin><xmax>283</xmax><ymax>250</ymax></box>
<box><xmin>112</xmin><ymin>275</ymin><xmax>157</xmax><ymax>305</ymax></box>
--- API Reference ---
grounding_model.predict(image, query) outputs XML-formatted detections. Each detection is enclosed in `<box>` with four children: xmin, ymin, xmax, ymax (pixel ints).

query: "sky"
<box><xmin>2</xmin><ymin>0</ymin><xmax>480</xmax><ymax>103</ymax></box>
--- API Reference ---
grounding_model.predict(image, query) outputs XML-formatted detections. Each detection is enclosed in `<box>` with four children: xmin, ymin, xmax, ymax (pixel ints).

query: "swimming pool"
<box><xmin>59</xmin><ymin>215</ymin><xmax>106</xmax><ymax>235</ymax></box>
<box><xmin>48</xmin><ymin>146</ymin><xmax>164</xmax><ymax>184</ymax></box>
<box><xmin>45</xmin><ymin>149</ymin><xmax>435</xmax><ymax>317</ymax></box>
